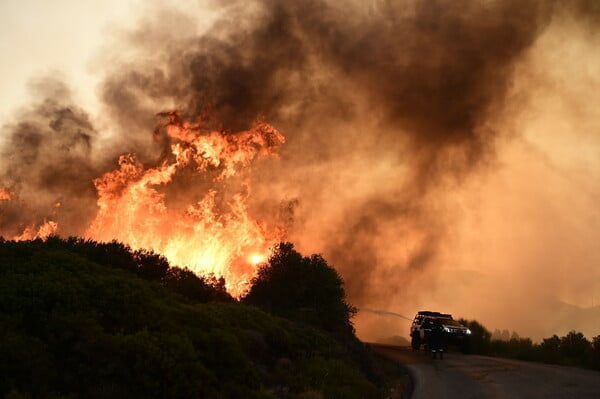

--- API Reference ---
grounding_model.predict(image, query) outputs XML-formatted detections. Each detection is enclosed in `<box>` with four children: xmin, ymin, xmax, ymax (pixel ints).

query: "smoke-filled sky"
<box><xmin>1</xmin><ymin>0</ymin><xmax>599</xmax><ymax>341</ymax></box>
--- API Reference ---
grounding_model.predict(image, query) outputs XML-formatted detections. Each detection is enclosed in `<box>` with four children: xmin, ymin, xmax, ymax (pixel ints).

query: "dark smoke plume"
<box><xmin>94</xmin><ymin>1</ymin><xmax>553</xmax><ymax>301</ymax></box>
<box><xmin>0</xmin><ymin>78</ymin><xmax>101</xmax><ymax>237</ymax></box>
<box><xmin>105</xmin><ymin>0</ymin><xmax>549</xmax><ymax>304</ymax></box>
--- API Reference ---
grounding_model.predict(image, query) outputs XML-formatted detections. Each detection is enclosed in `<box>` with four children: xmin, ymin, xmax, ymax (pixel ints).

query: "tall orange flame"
<box><xmin>4</xmin><ymin>193</ymin><xmax>60</xmax><ymax>241</ymax></box>
<box><xmin>14</xmin><ymin>220</ymin><xmax>59</xmax><ymax>241</ymax></box>
<box><xmin>0</xmin><ymin>113</ymin><xmax>285</xmax><ymax>295</ymax></box>
<box><xmin>86</xmin><ymin>114</ymin><xmax>285</xmax><ymax>295</ymax></box>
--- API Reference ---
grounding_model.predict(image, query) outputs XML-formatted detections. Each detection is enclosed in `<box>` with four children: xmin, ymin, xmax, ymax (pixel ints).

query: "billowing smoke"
<box><xmin>0</xmin><ymin>78</ymin><xmax>103</xmax><ymax>238</ymax></box>
<box><xmin>97</xmin><ymin>0</ymin><xmax>549</xmax><ymax>296</ymax></box>
<box><xmin>2</xmin><ymin>0</ymin><xmax>600</xmax><ymax>340</ymax></box>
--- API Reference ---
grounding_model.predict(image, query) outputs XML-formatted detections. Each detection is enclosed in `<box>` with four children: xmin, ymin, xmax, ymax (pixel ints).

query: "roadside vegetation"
<box><xmin>458</xmin><ymin>318</ymin><xmax>600</xmax><ymax>371</ymax></box>
<box><xmin>0</xmin><ymin>237</ymin><xmax>407</xmax><ymax>398</ymax></box>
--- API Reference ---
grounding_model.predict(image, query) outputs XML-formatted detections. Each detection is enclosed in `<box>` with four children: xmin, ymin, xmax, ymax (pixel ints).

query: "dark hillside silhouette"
<box><xmin>46</xmin><ymin>236</ymin><xmax>233</xmax><ymax>303</ymax></box>
<box><xmin>0</xmin><ymin>237</ymin><xmax>406</xmax><ymax>398</ymax></box>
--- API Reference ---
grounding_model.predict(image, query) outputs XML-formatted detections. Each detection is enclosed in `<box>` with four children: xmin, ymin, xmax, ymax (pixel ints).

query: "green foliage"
<box><xmin>243</xmin><ymin>242</ymin><xmax>356</xmax><ymax>335</ymax></box>
<box><xmin>291</xmin><ymin>357</ymin><xmax>377</xmax><ymax>399</ymax></box>
<box><xmin>0</xmin><ymin>237</ymin><xmax>399</xmax><ymax>398</ymax></box>
<box><xmin>460</xmin><ymin>318</ymin><xmax>600</xmax><ymax>371</ymax></box>
<box><xmin>44</xmin><ymin>236</ymin><xmax>233</xmax><ymax>303</ymax></box>
<box><xmin>162</xmin><ymin>267</ymin><xmax>232</xmax><ymax>303</ymax></box>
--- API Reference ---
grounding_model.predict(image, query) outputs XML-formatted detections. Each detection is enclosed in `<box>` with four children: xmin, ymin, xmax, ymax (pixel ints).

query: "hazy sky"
<box><xmin>0</xmin><ymin>0</ymin><xmax>139</xmax><ymax>119</ymax></box>
<box><xmin>1</xmin><ymin>0</ymin><xmax>599</xmax><ymax>341</ymax></box>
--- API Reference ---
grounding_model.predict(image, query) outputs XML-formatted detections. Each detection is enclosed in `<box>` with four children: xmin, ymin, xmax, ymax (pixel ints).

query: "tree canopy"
<box><xmin>243</xmin><ymin>242</ymin><xmax>357</xmax><ymax>335</ymax></box>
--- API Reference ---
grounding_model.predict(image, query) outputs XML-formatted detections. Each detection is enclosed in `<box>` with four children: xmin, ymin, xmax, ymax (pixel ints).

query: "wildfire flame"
<box><xmin>3</xmin><ymin>194</ymin><xmax>61</xmax><ymax>241</ymax></box>
<box><xmin>14</xmin><ymin>220</ymin><xmax>59</xmax><ymax>241</ymax></box>
<box><xmin>86</xmin><ymin>113</ymin><xmax>286</xmax><ymax>295</ymax></box>
<box><xmin>2</xmin><ymin>113</ymin><xmax>286</xmax><ymax>296</ymax></box>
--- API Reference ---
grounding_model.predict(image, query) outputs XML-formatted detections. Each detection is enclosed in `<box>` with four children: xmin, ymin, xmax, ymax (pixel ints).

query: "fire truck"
<box><xmin>410</xmin><ymin>311</ymin><xmax>471</xmax><ymax>353</ymax></box>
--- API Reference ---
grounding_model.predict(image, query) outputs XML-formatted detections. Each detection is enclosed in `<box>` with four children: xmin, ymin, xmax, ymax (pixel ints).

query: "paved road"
<box><xmin>372</xmin><ymin>345</ymin><xmax>600</xmax><ymax>399</ymax></box>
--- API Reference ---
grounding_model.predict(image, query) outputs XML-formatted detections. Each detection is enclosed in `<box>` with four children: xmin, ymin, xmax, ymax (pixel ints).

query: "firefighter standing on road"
<box><xmin>429</xmin><ymin>318</ymin><xmax>445</xmax><ymax>359</ymax></box>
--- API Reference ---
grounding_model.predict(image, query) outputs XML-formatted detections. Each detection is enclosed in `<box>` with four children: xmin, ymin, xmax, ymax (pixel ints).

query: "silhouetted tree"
<box><xmin>458</xmin><ymin>318</ymin><xmax>491</xmax><ymax>354</ymax></box>
<box><xmin>162</xmin><ymin>268</ymin><xmax>233</xmax><ymax>303</ymax></box>
<box><xmin>590</xmin><ymin>335</ymin><xmax>600</xmax><ymax>370</ymax></box>
<box><xmin>133</xmin><ymin>249</ymin><xmax>170</xmax><ymax>281</ymax></box>
<box><xmin>507</xmin><ymin>337</ymin><xmax>535</xmax><ymax>360</ymax></box>
<box><xmin>32</xmin><ymin>236</ymin><xmax>233</xmax><ymax>303</ymax></box>
<box><xmin>539</xmin><ymin>334</ymin><xmax>561</xmax><ymax>363</ymax></box>
<box><xmin>243</xmin><ymin>242</ymin><xmax>356</xmax><ymax>335</ymax></box>
<box><xmin>560</xmin><ymin>331</ymin><xmax>591</xmax><ymax>366</ymax></box>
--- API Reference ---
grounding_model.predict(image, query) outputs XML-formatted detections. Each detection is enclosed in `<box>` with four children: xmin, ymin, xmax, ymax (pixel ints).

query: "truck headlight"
<box><xmin>466</xmin><ymin>329</ymin><xmax>472</xmax><ymax>335</ymax></box>
<box><xmin>443</xmin><ymin>327</ymin><xmax>450</xmax><ymax>333</ymax></box>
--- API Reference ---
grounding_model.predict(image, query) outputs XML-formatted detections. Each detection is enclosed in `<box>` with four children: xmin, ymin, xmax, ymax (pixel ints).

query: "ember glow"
<box><xmin>0</xmin><ymin>189</ymin><xmax>12</xmax><ymax>201</ymax></box>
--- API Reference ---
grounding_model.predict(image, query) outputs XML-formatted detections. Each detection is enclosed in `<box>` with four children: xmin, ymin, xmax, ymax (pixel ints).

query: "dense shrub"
<box><xmin>460</xmin><ymin>317</ymin><xmax>600</xmax><ymax>370</ymax></box>
<box><xmin>162</xmin><ymin>267</ymin><xmax>232</xmax><ymax>303</ymax></box>
<box><xmin>0</xmin><ymin>237</ymin><xmax>401</xmax><ymax>398</ymax></box>
<box><xmin>44</xmin><ymin>236</ymin><xmax>233</xmax><ymax>303</ymax></box>
<box><xmin>243</xmin><ymin>242</ymin><xmax>356</xmax><ymax>336</ymax></box>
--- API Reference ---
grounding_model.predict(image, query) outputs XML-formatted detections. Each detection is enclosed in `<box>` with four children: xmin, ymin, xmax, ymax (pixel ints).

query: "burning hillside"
<box><xmin>88</xmin><ymin>113</ymin><xmax>285</xmax><ymax>294</ymax></box>
<box><xmin>1</xmin><ymin>110</ymin><xmax>285</xmax><ymax>294</ymax></box>
<box><xmin>1</xmin><ymin>0</ymin><xmax>600</xmax><ymax>339</ymax></box>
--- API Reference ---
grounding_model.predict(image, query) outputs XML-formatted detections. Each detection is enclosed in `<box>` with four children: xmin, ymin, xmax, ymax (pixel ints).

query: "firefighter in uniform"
<box><xmin>429</xmin><ymin>318</ymin><xmax>445</xmax><ymax>359</ymax></box>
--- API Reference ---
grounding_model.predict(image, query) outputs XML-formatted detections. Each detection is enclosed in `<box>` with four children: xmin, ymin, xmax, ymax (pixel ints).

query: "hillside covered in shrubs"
<box><xmin>0</xmin><ymin>237</ymin><xmax>407</xmax><ymax>398</ymax></box>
